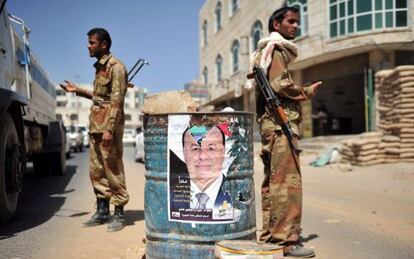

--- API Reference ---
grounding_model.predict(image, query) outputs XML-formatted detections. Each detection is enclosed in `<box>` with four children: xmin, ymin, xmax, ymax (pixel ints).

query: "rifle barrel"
<box><xmin>127</xmin><ymin>58</ymin><xmax>149</xmax><ymax>82</ymax></box>
<box><xmin>127</xmin><ymin>59</ymin><xmax>143</xmax><ymax>77</ymax></box>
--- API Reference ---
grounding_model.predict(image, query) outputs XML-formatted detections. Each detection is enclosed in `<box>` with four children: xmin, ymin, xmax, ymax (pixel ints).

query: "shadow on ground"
<box><xmin>0</xmin><ymin>164</ymin><xmax>77</xmax><ymax>238</ymax></box>
<box><xmin>301</xmin><ymin>233</ymin><xmax>319</xmax><ymax>243</ymax></box>
<box><xmin>125</xmin><ymin>210</ymin><xmax>145</xmax><ymax>226</ymax></box>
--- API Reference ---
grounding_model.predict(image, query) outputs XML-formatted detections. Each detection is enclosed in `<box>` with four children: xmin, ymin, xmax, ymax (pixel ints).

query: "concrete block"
<box><xmin>141</xmin><ymin>90</ymin><xmax>199</xmax><ymax>114</ymax></box>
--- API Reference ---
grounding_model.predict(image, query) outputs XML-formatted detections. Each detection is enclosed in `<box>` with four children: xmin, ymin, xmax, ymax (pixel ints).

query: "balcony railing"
<box><xmin>207</xmin><ymin>71</ymin><xmax>250</xmax><ymax>103</ymax></box>
<box><xmin>209</xmin><ymin>79</ymin><xmax>229</xmax><ymax>100</ymax></box>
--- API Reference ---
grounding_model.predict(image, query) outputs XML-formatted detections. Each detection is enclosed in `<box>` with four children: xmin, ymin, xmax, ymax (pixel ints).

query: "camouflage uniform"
<box><xmin>254</xmin><ymin>47</ymin><xmax>315</xmax><ymax>245</ymax></box>
<box><xmin>76</xmin><ymin>54</ymin><xmax>129</xmax><ymax>206</ymax></box>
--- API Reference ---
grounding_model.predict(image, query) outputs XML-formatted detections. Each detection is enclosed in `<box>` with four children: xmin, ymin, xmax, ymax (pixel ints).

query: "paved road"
<box><xmin>0</xmin><ymin>146</ymin><xmax>147</xmax><ymax>259</ymax></box>
<box><xmin>1</xmin><ymin>144</ymin><xmax>413</xmax><ymax>259</ymax></box>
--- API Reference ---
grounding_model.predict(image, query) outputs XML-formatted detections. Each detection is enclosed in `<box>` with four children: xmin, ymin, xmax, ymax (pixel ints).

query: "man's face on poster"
<box><xmin>183</xmin><ymin>126</ymin><xmax>225</xmax><ymax>190</ymax></box>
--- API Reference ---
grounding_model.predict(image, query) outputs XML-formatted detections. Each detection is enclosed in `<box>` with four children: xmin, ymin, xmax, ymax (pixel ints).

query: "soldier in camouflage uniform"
<box><xmin>252</xmin><ymin>7</ymin><xmax>322</xmax><ymax>257</ymax></box>
<box><xmin>60</xmin><ymin>28</ymin><xmax>129</xmax><ymax>232</ymax></box>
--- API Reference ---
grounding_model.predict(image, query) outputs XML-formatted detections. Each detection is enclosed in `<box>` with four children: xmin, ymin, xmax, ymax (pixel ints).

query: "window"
<box><xmin>215</xmin><ymin>55</ymin><xmax>223</xmax><ymax>82</ymax></box>
<box><xmin>329</xmin><ymin>0</ymin><xmax>409</xmax><ymax>38</ymax></box>
<box><xmin>26</xmin><ymin>57</ymin><xmax>56</xmax><ymax>98</ymax></box>
<box><xmin>230</xmin><ymin>0</ymin><xmax>239</xmax><ymax>16</ymax></box>
<box><xmin>215</xmin><ymin>2</ymin><xmax>222</xmax><ymax>32</ymax></box>
<box><xmin>288</xmin><ymin>0</ymin><xmax>308</xmax><ymax>37</ymax></box>
<box><xmin>231</xmin><ymin>40</ymin><xmax>240</xmax><ymax>73</ymax></box>
<box><xmin>56</xmin><ymin>89</ymin><xmax>66</xmax><ymax>96</ymax></box>
<box><xmin>202</xmin><ymin>20</ymin><xmax>208</xmax><ymax>46</ymax></box>
<box><xmin>203</xmin><ymin>67</ymin><xmax>208</xmax><ymax>85</ymax></box>
<box><xmin>251</xmin><ymin>20</ymin><xmax>263</xmax><ymax>51</ymax></box>
<box><xmin>125</xmin><ymin>114</ymin><xmax>132</xmax><ymax>121</ymax></box>
<box><xmin>56</xmin><ymin>114</ymin><xmax>62</xmax><ymax>120</ymax></box>
<box><xmin>70</xmin><ymin>114</ymin><xmax>78</xmax><ymax>121</ymax></box>
<box><xmin>57</xmin><ymin>101</ymin><xmax>67</xmax><ymax>107</ymax></box>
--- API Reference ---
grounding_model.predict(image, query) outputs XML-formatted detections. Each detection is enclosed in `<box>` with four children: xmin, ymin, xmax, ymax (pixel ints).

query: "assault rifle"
<box><xmin>247</xmin><ymin>65</ymin><xmax>299</xmax><ymax>155</ymax></box>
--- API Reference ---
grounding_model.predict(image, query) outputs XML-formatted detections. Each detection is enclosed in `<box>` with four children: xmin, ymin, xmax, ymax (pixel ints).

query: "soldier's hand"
<box><xmin>309</xmin><ymin>81</ymin><xmax>323</xmax><ymax>94</ymax></box>
<box><xmin>102</xmin><ymin>130</ymin><xmax>113</xmax><ymax>148</ymax></box>
<box><xmin>59</xmin><ymin>80</ymin><xmax>78</xmax><ymax>93</ymax></box>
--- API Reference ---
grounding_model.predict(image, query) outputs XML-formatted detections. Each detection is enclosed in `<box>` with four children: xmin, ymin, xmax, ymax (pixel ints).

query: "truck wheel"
<box><xmin>50</xmin><ymin>148</ymin><xmax>66</xmax><ymax>176</ymax></box>
<box><xmin>33</xmin><ymin>153</ymin><xmax>49</xmax><ymax>176</ymax></box>
<box><xmin>0</xmin><ymin>113</ymin><xmax>21</xmax><ymax>224</ymax></box>
<box><xmin>47</xmin><ymin>121</ymin><xmax>66</xmax><ymax>176</ymax></box>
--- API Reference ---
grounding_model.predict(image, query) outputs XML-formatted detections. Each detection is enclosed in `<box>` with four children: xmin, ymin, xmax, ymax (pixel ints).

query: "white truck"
<box><xmin>0</xmin><ymin>1</ymin><xmax>66</xmax><ymax>223</ymax></box>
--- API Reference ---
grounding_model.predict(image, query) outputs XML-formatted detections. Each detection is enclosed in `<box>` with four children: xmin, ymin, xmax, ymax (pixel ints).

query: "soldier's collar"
<box><xmin>94</xmin><ymin>53</ymin><xmax>112</xmax><ymax>70</ymax></box>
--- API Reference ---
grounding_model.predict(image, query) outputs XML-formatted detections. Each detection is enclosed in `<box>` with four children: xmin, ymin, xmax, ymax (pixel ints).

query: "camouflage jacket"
<box><xmin>76</xmin><ymin>54</ymin><xmax>128</xmax><ymax>134</ymax></box>
<box><xmin>254</xmin><ymin>47</ymin><xmax>315</xmax><ymax>137</ymax></box>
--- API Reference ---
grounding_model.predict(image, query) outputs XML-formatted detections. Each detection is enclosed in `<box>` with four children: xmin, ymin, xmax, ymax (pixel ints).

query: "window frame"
<box><xmin>229</xmin><ymin>0</ymin><xmax>239</xmax><ymax>17</ymax></box>
<box><xmin>231</xmin><ymin>40</ymin><xmax>240</xmax><ymax>74</ymax></box>
<box><xmin>215</xmin><ymin>2</ymin><xmax>222</xmax><ymax>33</ymax></box>
<box><xmin>287</xmin><ymin>0</ymin><xmax>308</xmax><ymax>38</ymax></box>
<box><xmin>328</xmin><ymin>0</ymin><xmax>410</xmax><ymax>39</ymax></box>
<box><xmin>215</xmin><ymin>55</ymin><xmax>223</xmax><ymax>82</ymax></box>
<box><xmin>202</xmin><ymin>20</ymin><xmax>208</xmax><ymax>47</ymax></box>
<box><xmin>203</xmin><ymin>66</ymin><xmax>208</xmax><ymax>85</ymax></box>
<box><xmin>251</xmin><ymin>20</ymin><xmax>263</xmax><ymax>53</ymax></box>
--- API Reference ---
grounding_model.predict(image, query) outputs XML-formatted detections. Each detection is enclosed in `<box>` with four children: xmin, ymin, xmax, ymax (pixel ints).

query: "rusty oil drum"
<box><xmin>144</xmin><ymin>112</ymin><xmax>256</xmax><ymax>259</ymax></box>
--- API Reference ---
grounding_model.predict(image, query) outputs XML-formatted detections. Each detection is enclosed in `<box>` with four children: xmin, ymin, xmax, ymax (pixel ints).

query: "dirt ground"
<box><xmin>35</xmin><ymin>140</ymin><xmax>414</xmax><ymax>259</ymax></box>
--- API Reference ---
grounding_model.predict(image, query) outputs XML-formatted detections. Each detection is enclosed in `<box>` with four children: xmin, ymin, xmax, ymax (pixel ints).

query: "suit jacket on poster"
<box><xmin>169</xmin><ymin>150</ymin><xmax>231</xmax><ymax>211</ymax></box>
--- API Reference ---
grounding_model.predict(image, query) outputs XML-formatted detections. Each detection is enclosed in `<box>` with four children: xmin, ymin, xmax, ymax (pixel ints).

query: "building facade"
<box><xmin>56</xmin><ymin>84</ymin><xmax>147</xmax><ymax>129</ymax></box>
<box><xmin>184</xmin><ymin>80</ymin><xmax>210</xmax><ymax>107</ymax></box>
<box><xmin>199</xmin><ymin>0</ymin><xmax>413</xmax><ymax>137</ymax></box>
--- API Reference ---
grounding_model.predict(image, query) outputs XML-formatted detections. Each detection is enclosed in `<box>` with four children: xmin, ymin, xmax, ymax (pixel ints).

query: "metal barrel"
<box><xmin>144</xmin><ymin>112</ymin><xmax>256</xmax><ymax>259</ymax></box>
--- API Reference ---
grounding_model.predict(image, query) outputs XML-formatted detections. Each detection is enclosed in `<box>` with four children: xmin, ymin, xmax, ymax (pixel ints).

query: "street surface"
<box><xmin>0</xmin><ymin>146</ymin><xmax>146</xmax><ymax>259</ymax></box>
<box><xmin>0</xmin><ymin>142</ymin><xmax>414</xmax><ymax>259</ymax></box>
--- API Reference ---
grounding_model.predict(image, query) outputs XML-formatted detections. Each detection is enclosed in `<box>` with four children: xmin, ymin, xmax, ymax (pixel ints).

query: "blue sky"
<box><xmin>7</xmin><ymin>0</ymin><xmax>205</xmax><ymax>93</ymax></box>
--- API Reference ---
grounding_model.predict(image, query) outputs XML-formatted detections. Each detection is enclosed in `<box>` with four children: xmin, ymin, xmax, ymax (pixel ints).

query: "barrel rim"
<box><xmin>215</xmin><ymin>240</ymin><xmax>283</xmax><ymax>255</ymax></box>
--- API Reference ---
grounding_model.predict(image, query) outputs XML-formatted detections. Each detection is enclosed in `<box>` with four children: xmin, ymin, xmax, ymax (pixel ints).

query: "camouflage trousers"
<box><xmin>259</xmin><ymin>130</ymin><xmax>302</xmax><ymax>245</ymax></box>
<box><xmin>89</xmin><ymin>130</ymin><xmax>129</xmax><ymax>206</ymax></box>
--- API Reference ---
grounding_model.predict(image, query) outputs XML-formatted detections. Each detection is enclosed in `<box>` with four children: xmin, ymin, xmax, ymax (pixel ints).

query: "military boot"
<box><xmin>284</xmin><ymin>243</ymin><xmax>315</xmax><ymax>258</ymax></box>
<box><xmin>82</xmin><ymin>199</ymin><xmax>110</xmax><ymax>227</ymax></box>
<box><xmin>107</xmin><ymin>205</ymin><xmax>126</xmax><ymax>232</ymax></box>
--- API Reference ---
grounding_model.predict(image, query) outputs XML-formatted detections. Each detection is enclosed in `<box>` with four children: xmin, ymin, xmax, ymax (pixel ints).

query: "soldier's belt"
<box><xmin>92</xmin><ymin>96</ymin><xmax>111</xmax><ymax>107</ymax></box>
